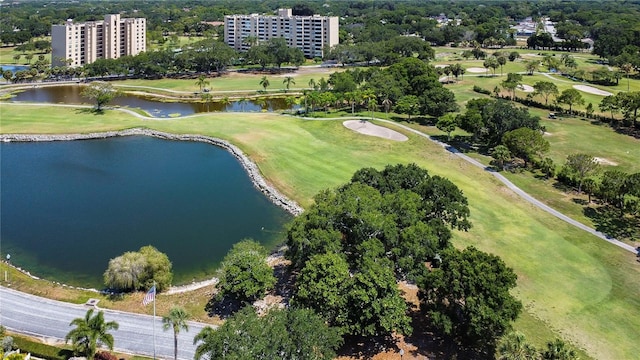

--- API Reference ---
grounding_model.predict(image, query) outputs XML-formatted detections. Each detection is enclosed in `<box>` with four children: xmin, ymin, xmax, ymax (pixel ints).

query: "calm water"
<box><xmin>0</xmin><ymin>64</ymin><xmax>29</xmax><ymax>74</ymax></box>
<box><xmin>0</xmin><ymin>137</ymin><xmax>292</xmax><ymax>289</ymax></box>
<box><xmin>8</xmin><ymin>85</ymin><xmax>297</xmax><ymax>117</ymax></box>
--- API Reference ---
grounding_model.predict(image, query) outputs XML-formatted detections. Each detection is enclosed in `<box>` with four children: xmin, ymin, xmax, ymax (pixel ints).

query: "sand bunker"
<box><xmin>434</xmin><ymin>64</ymin><xmax>448</xmax><ymax>68</ymax></box>
<box><xmin>466</xmin><ymin>67</ymin><xmax>487</xmax><ymax>73</ymax></box>
<box><xmin>343</xmin><ymin>120</ymin><xmax>408</xmax><ymax>141</ymax></box>
<box><xmin>573</xmin><ymin>85</ymin><xmax>612</xmax><ymax>96</ymax></box>
<box><xmin>518</xmin><ymin>84</ymin><xmax>535</xmax><ymax>93</ymax></box>
<box><xmin>594</xmin><ymin>157</ymin><xmax>618</xmax><ymax>166</ymax></box>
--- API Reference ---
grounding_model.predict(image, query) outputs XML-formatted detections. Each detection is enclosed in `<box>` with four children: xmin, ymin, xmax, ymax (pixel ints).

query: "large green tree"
<box><xmin>65</xmin><ymin>309</ymin><xmax>119</xmax><ymax>360</ymax></box>
<box><xmin>81</xmin><ymin>82</ymin><xmax>121</xmax><ymax>111</ymax></box>
<box><xmin>216</xmin><ymin>239</ymin><xmax>275</xmax><ymax>303</ymax></box>
<box><xmin>502</xmin><ymin>128</ymin><xmax>550</xmax><ymax>168</ymax></box>
<box><xmin>562</xmin><ymin>153</ymin><xmax>599</xmax><ymax>194</ymax></box>
<box><xmin>533</xmin><ymin>81</ymin><xmax>559</xmax><ymax>106</ymax></box>
<box><xmin>557</xmin><ymin>89</ymin><xmax>584</xmax><ymax>115</ymax></box>
<box><xmin>194</xmin><ymin>306</ymin><xmax>341</xmax><ymax>360</ymax></box>
<box><xmin>103</xmin><ymin>245</ymin><xmax>172</xmax><ymax>292</ymax></box>
<box><xmin>419</xmin><ymin>247</ymin><xmax>522</xmax><ymax>350</ymax></box>
<box><xmin>162</xmin><ymin>307</ymin><xmax>190</xmax><ymax>360</ymax></box>
<box><xmin>501</xmin><ymin>73</ymin><xmax>523</xmax><ymax>100</ymax></box>
<box><xmin>458</xmin><ymin>99</ymin><xmax>540</xmax><ymax>147</ymax></box>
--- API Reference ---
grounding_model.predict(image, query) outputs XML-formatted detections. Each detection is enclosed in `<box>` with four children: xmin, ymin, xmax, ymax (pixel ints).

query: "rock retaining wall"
<box><xmin>0</xmin><ymin>128</ymin><xmax>304</xmax><ymax>216</ymax></box>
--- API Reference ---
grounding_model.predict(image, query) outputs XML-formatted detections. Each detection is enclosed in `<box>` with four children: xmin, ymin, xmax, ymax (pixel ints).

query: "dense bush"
<box><xmin>103</xmin><ymin>245</ymin><xmax>173</xmax><ymax>292</ymax></box>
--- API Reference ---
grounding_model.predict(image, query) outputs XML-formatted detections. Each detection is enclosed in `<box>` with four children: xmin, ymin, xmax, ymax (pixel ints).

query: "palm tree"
<box><xmin>283</xmin><ymin>76</ymin><xmax>295</xmax><ymax>93</ymax></box>
<box><xmin>259</xmin><ymin>76</ymin><xmax>270</xmax><ymax>92</ymax></box>
<box><xmin>193</xmin><ymin>326</ymin><xmax>217</xmax><ymax>360</ymax></box>
<box><xmin>201</xmin><ymin>93</ymin><xmax>213</xmax><ymax>111</ymax></box>
<box><xmin>620</xmin><ymin>63</ymin><xmax>633</xmax><ymax>92</ymax></box>
<box><xmin>308</xmin><ymin>78</ymin><xmax>317</xmax><ymax>91</ymax></box>
<box><xmin>220</xmin><ymin>96</ymin><xmax>231</xmax><ymax>111</ymax></box>
<box><xmin>542</xmin><ymin>339</ymin><xmax>578</xmax><ymax>360</ymax></box>
<box><xmin>65</xmin><ymin>309</ymin><xmax>119</xmax><ymax>360</ymax></box>
<box><xmin>381</xmin><ymin>97</ymin><xmax>392</xmax><ymax>116</ymax></box>
<box><xmin>497</xmin><ymin>332</ymin><xmax>539</xmax><ymax>360</ymax></box>
<box><xmin>195</xmin><ymin>75</ymin><xmax>209</xmax><ymax>92</ymax></box>
<box><xmin>162</xmin><ymin>306</ymin><xmax>190</xmax><ymax>360</ymax></box>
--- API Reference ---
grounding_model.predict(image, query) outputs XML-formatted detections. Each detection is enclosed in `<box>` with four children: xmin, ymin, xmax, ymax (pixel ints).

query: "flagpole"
<box><xmin>153</xmin><ymin>281</ymin><xmax>156</xmax><ymax>360</ymax></box>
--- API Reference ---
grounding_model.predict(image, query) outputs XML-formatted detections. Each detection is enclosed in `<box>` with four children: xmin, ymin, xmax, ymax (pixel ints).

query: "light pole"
<box><xmin>5</xmin><ymin>254</ymin><xmax>10</xmax><ymax>282</ymax></box>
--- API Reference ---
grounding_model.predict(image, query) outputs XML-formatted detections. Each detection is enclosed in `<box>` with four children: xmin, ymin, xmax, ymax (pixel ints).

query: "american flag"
<box><xmin>142</xmin><ymin>285</ymin><xmax>156</xmax><ymax>306</ymax></box>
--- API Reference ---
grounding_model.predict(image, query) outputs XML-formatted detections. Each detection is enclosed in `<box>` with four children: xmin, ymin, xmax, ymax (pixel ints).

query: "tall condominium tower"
<box><xmin>51</xmin><ymin>14</ymin><xmax>146</xmax><ymax>67</ymax></box>
<box><xmin>224</xmin><ymin>8</ymin><xmax>339</xmax><ymax>58</ymax></box>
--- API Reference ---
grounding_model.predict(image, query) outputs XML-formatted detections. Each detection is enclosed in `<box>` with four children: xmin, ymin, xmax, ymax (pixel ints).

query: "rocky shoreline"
<box><xmin>0</xmin><ymin>128</ymin><xmax>304</xmax><ymax>216</ymax></box>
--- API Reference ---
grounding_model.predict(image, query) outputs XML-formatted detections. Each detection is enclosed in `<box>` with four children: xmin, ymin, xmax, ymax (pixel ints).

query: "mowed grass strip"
<box><xmin>2</xmin><ymin>104</ymin><xmax>639</xmax><ymax>359</ymax></box>
<box><xmin>116</xmin><ymin>69</ymin><xmax>338</xmax><ymax>94</ymax></box>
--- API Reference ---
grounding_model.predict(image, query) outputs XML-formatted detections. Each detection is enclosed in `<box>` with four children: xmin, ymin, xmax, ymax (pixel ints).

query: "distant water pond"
<box><xmin>0</xmin><ymin>64</ymin><xmax>29</xmax><ymax>74</ymax></box>
<box><xmin>0</xmin><ymin>137</ymin><xmax>292</xmax><ymax>289</ymax></box>
<box><xmin>8</xmin><ymin>85</ymin><xmax>297</xmax><ymax>117</ymax></box>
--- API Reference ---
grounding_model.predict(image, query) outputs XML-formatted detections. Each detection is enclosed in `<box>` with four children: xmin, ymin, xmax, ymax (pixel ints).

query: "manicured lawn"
<box><xmin>1</xmin><ymin>103</ymin><xmax>639</xmax><ymax>359</ymax></box>
<box><xmin>116</xmin><ymin>68</ymin><xmax>341</xmax><ymax>94</ymax></box>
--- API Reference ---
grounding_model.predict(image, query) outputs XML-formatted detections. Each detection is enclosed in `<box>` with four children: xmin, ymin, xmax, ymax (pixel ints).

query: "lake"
<box><xmin>0</xmin><ymin>136</ymin><xmax>293</xmax><ymax>289</ymax></box>
<box><xmin>8</xmin><ymin>85</ymin><xmax>297</xmax><ymax>117</ymax></box>
<box><xmin>0</xmin><ymin>64</ymin><xmax>29</xmax><ymax>74</ymax></box>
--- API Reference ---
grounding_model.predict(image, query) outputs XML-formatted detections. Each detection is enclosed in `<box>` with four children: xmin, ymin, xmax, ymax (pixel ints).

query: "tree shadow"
<box><xmin>105</xmin><ymin>292</ymin><xmax>125</xmax><ymax>302</ymax></box>
<box><xmin>204</xmin><ymin>295</ymin><xmax>244</xmax><ymax>319</ymax></box>
<box><xmin>75</xmin><ymin>107</ymin><xmax>103</xmax><ymax>115</ymax></box>
<box><xmin>337</xmin><ymin>334</ymin><xmax>398</xmax><ymax>360</ymax></box>
<box><xmin>58</xmin><ymin>349</ymin><xmax>75</xmax><ymax>359</ymax></box>
<box><xmin>572</xmin><ymin>198</ymin><xmax>589</xmax><ymax>206</ymax></box>
<box><xmin>272</xmin><ymin>262</ymin><xmax>295</xmax><ymax>306</ymax></box>
<box><xmin>584</xmin><ymin>206</ymin><xmax>640</xmax><ymax>241</ymax></box>
<box><xmin>403</xmin><ymin>308</ymin><xmax>494</xmax><ymax>360</ymax></box>
<box><xmin>552</xmin><ymin>180</ymin><xmax>574</xmax><ymax>193</ymax></box>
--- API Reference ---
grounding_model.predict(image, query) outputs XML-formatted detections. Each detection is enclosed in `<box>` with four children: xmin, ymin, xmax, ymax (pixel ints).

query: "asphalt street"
<box><xmin>0</xmin><ymin>286</ymin><xmax>210</xmax><ymax>360</ymax></box>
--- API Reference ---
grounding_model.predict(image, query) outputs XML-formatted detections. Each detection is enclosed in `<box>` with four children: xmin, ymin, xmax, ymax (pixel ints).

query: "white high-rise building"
<box><xmin>224</xmin><ymin>8</ymin><xmax>339</xmax><ymax>58</ymax></box>
<box><xmin>51</xmin><ymin>14</ymin><xmax>146</xmax><ymax>67</ymax></box>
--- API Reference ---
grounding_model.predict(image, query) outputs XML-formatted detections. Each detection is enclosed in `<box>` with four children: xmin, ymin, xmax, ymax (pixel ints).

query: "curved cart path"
<box><xmin>299</xmin><ymin>115</ymin><xmax>637</xmax><ymax>254</ymax></box>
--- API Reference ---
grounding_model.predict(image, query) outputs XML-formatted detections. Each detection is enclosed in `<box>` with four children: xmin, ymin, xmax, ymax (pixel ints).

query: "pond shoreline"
<box><xmin>0</xmin><ymin>128</ymin><xmax>303</xmax><ymax>217</ymax></box>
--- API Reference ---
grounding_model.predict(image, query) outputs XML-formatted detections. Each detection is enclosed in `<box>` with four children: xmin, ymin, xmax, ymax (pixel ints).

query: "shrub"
<box><xmin>473</xmin><ymin>85</ymin><xmax>491</xmax><ymax>95</ymax></box>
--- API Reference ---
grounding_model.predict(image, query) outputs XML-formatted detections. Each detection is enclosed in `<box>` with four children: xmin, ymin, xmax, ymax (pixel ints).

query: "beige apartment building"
<box><xmin>224</xmin><ymin>8</ymin><xmax>339</xmax><ymax>58</ymax></box>
<box><xmin>51</xmin><ymin>14</ymin><xmax>146</xmax><ymax>67</ymax></box>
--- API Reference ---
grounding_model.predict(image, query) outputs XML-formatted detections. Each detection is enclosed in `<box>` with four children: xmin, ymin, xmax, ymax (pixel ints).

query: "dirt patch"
<box><xmin>594</xmin><ymin>157</ymin><xmax>618</xmax><ymax>166</ymax></box>
<box><xmin>343</xmin><ymin>120</ymin><xmax>409</xmax><ymax>141</ymax></box>
<box><xmin>572</xmin><ymin>85</ymin><xmax>612</xmax><ymax>96</ymax></box>
<box><xmin>466</xmin><ymin>67</ymin><xmax>487</xmax><ymax>73</ymax></box>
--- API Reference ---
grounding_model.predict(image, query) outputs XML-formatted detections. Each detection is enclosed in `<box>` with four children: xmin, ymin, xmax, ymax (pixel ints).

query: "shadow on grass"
<box><xmin>58</xmin><ymin>349</ymin><xmax>74</xmax><ymax>359</ymax></box>
<box><xmin>584</xmin><ymin>205</ymin><xmax>640</xmax><ymax>241</ymax></box>
<box><xmin>572</xmin><ymin>198</ymin><xmax>589</xmax><ymax>206</ymax></box>
<box><xmin>75</xmin><ymin>107</ymin><xmax>104</xmax><ymax>115</ymax></box>
<box><xmin>552</xmin><ymin>180</ymin><xmax>575</xmax><ymax>193</ymax></box>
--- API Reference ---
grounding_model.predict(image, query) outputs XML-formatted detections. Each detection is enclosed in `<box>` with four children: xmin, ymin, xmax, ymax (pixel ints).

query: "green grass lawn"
<box><xmin>116</xmin><ymin>68</ymin><xmax>342</xmax><ymax>94</ymax></box>
<box><xmin>1</xmin><ymin>103</ymin><xmax>639</xmax><ymax>359</ymax></box>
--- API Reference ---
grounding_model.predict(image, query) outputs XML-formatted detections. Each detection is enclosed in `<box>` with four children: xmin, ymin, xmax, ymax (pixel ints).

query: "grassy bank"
<box><xmin>1</xmin><ymin>103</ymin><xmax>639</xmax><ymax>359</ymax></box>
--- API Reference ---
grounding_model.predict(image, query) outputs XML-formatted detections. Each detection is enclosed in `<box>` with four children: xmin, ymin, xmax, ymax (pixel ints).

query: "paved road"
<box><xmin>0</xmin><ymin>286</ymin><xmax>211</xmax><ymax>360</ymax></box>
